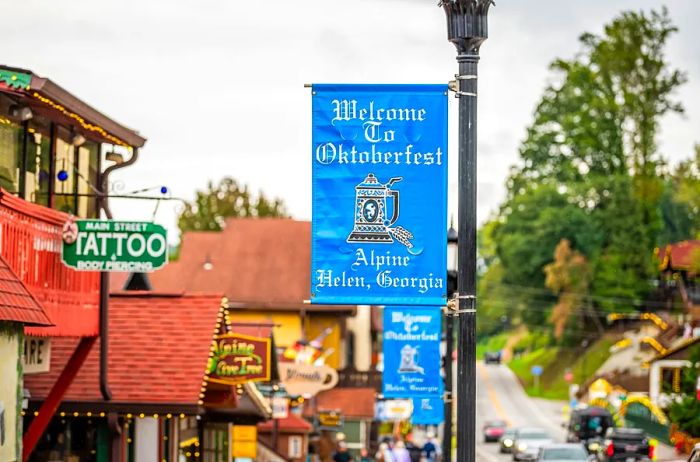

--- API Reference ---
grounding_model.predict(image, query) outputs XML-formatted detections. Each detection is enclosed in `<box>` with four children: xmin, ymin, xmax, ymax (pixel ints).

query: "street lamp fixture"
<box><xmin>440</xmin><ymin>2</ymin><xmax>493</xmax><ymax>462</ymax></box>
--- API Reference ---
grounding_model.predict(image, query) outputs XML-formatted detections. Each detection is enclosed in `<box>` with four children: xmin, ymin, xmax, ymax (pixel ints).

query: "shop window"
<box><xmin>203</xmin><ymin>424</ymin><xmax>228</xmax><ymax>462</ymax></box>
<box><xmin>125</xmin><ymin>419</ymin><xmax>135</xmax><ymax>462</ymax></box>
<box><xmin>76</xmin><ymin>141</ymin><xmax>99</xmax><ymax>218</ymax></box>
<box><xmin>289</xmin><ymin>436</ymin><xmax>303</xmax><ymax>458</ymax></box>
<box><xmin>660</xmin><ymin>367</ymin><xmax>682</xmax><ymax>394</ymax></box>
<box><xmin>346</xmin><ymin>332</ymin><xmax>356</xmax><ymax>369</ymax></box>
<box><xmin>0</xmin><ymin>95</ymin><xmax>22</xmax><ymax>192</ymax></box>
<box><xmin>29</xmin><ymin>417</ymin><xmax>99</xmax><ymax>462</ymax></box>
<box><xmin>24</xmin><ymin>118</ymin><xmax>51</xmax><ymax>206</ymax></box>
<box><xmin>161</xmin><ymin>419</ymin><xmax>171</xmax><ymax>462</ymax></box>
<box><xmin>53</xmin><ymin>126</ymin><xmax>76</xmax><ymax>213</ymax></box>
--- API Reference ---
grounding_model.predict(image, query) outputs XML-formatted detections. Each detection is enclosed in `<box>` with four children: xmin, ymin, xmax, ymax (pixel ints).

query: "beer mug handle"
<box><xmin>387</xmin><ymin>190</ymin><xmax>400</xmax><ymax>226</ymax></box>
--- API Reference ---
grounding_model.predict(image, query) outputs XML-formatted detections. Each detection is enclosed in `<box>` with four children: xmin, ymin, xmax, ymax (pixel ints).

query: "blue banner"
<box><xmin>382</xmin><ymin>306</ymin><xmax>443</xmax><ymax>398</ymax></box>
<box><xmin>311</xmin><ymin>84</ymin><xmax>448</xmax><ymax>306</ymax></box>
<box><xmin>411</xmin><ymin>397</ymin><xmax>445</xmax><ymax>425</ymax></box>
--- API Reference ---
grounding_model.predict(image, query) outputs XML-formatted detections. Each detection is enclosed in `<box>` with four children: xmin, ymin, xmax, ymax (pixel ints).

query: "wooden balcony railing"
<box><xmin>0</xmin><ymin>189</ymin><xmax>99</xmax><ymax>336</ymax></box>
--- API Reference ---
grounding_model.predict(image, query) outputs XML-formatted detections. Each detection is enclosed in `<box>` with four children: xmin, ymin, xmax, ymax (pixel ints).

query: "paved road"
<box><xmin>471</xmin><ymin>361</ymin><xmax>683</xmax><ymax>462</ymax></box>
<box><xmin>473</xmin><ymin>361</ymin><xmax>565</xmax><ymax>462</ymax></box>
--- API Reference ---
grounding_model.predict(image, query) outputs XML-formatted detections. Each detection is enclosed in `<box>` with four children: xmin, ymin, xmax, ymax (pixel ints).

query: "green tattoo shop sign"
<box><xmin>61</xmin><ymin>219</ymin><xmax>168</xmax><ymax>272</ymax></box>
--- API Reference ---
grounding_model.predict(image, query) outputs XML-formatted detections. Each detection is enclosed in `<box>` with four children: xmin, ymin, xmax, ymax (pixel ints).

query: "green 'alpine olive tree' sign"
<box><xmin>61</xmin><ymin>219</ymin><xmax>168</xmax><ymax>272</ymax></box>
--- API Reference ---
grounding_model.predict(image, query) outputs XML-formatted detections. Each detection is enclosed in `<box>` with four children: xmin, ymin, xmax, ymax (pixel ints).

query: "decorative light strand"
<box><xmin>31</xmin><ymin>92</ymin><xmax>130</xmax><ymax>147</ymax></box>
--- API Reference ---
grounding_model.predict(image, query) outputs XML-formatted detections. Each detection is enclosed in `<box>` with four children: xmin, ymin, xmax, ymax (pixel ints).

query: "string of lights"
<box><xmin>31</xmin><ymin>91</ymin><xmax>130</xmax><ymax>147</ymax></box>
<box><xmin>21</xmin><ymin>411</ymin><xmax>191</xmax><ymax>419</ymax></box>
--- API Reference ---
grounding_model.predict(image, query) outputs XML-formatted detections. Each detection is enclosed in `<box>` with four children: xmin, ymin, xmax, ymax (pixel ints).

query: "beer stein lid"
<box><xmin>357</xmin><ymin>173</ymin><xmax>380</xmax><ymax>187</ymax></box>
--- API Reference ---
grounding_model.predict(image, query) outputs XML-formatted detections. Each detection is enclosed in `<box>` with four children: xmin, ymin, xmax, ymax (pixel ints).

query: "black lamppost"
<box><xmin>444</xmin><ymin>224</ymin><xmax>458</xmax><ymax>462</ymax></box>
<box><xmin>440</xmin><ymin>2</ymin><xmax>493</xmax><ymax>462</ymax></box>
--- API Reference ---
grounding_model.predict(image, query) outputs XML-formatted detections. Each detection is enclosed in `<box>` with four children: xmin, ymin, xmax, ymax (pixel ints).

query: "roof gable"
<box><xmin>150</xmin><ymin>219</ymin><xmax>352</xmax><ymax>312</ymax></box>
<box><xmin>258</xmin><ymin>414</ymin><xmax>312</xmax><ymax>433</ymax></box>
<box><xmin>658</xmin><ymin>240</ymin><xmax>700</xmax><ymax>271</ymax></box>
<box><xmin>649</xmin><ymin>336</ymin><xmax>700</xmax><ymax>363</ymax></box>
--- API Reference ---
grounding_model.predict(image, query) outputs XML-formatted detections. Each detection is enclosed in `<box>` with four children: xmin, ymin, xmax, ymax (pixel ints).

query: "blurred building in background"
<box><xmin>125</xmin><ymin>218</ymin><xmax>383</xmax><ymax>459</ymax></box>
<box><xmin>657</xmin><ymin>240</ymin><xmax>700</xmax><ymax>322</ymax></box>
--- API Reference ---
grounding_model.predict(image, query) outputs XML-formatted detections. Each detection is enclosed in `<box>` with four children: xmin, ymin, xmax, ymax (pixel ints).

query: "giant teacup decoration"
<box><xmin>278</xmin><ymin>363</ymin><xmax>339</xmax><ymax>397</ymax></box>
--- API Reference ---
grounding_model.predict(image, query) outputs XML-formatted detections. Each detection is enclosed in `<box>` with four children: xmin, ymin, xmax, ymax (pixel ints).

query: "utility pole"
<box><xmin>440</xmin><ymin>2</ymin><xmax>493</xmax><ymax>462</ymax></box>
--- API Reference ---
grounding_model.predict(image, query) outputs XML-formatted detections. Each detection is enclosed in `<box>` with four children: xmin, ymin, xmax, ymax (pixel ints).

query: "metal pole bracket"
<box><xmin>445</xmin><ymin>293</ymin><xmax>477</xmax><ymax>316</ymax></box>
<box><xmin>449</xmin><ymin>74</ymin><xmax>478</xmax><ymax>98</ymax></box>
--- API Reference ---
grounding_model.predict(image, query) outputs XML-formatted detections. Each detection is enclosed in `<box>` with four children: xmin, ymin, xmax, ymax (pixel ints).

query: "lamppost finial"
<box><xmin>440</xmin><ymin>0</ymin><xmax>494</xmax><ymax>53</ymax></box>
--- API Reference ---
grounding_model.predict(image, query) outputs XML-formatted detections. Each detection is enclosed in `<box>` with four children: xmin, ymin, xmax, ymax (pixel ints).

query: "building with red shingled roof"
<box><xmin>0</xmin><ymin>254</ymin><xmax>51</xmax><ymax>462</ymax></box>
<box><xmin>136</xmin><ymin>217</ymin><xmax>380</xmax><ymax>460</ymax></box>
<box><xmin>657</xmin><ymin>240</ymin><xmax>700</xmax><ymax>320</ymax></box>
<box><xmin>258</xmin><ymin>413</ymin><xmax>312</xmax><ymax>462</ymax></box>
<box><xmin>1</xmin><ymin>63</ymin><xmax>147</xmax><ymax>461</ymax></box>
<box><xmin>0</xmin><ymin>255</ymin><xmax>52</xmax><ymax>327</ymax></box>
<box><xmin>24</xmin><ymin>291</ymin><xmax>274</xmax><ymax>462</ymax></box>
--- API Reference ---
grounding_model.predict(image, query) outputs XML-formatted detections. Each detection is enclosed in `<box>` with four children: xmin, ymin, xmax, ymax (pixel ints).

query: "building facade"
<box><xmin>0</xmin><ymin>64</ymin><xmax>146</xmax><ymax>461</ymax></box>
<box><xmin>141</xmin><ymin>218</ymin><xmax>381</xmax><ymax>458</ymax></box>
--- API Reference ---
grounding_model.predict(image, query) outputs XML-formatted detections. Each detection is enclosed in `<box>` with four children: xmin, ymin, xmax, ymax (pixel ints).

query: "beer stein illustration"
<box><xmin>347</xmin><ymin>173</ymin><xmax>414</xmax><ymax>248</ymax></box>
<box><xmin>398</xmin><ymin>344</ymin><xmax>424</xmax><ymax>374</ymax></box>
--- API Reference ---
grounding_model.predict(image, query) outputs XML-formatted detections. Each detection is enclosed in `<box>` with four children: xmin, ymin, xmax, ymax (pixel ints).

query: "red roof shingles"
<box><xmin>25</xmin><ymin>292</ymin><xmax>224</xmax><ymax>405</ymax></box>
<box><xmin>658</xmin><ymin>240</ymin><xmax>700</xmax><ymax>271</ymax></box>
<box><xmin>305</xmin><ymin>388</ymin><xmax>376</xmax><ymax>419</ymax></box>
<box><xmin>147</xmin><ymin>219</ymin><xmax>353</xmax><ymax>312</ymax></box>
<box><xmin>258</xmin><ymin>414</ymin><xmax>312</xmax><ymax>434</ymax></box>
<box><xmin>0</xmin><ymin>255</ymin><xmax>51</xmax><ymax>326</ymax></box>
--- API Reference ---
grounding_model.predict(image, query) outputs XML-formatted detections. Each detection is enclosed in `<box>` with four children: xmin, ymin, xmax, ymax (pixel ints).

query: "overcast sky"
<box><xmin>3</xmin><ymin>0</ymin><xmax>699</xmax><ymax>243</ymax></box>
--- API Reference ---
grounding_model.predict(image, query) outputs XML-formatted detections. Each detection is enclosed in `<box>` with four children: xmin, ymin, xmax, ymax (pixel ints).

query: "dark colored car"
<box><xmin>566</xmin><ymin>407</ymin><xmax>615</xmax><ymax>452</ymax></box>
<box><xmin>501</xmin><ymin>428</ymin><xmax>518</xmax><ymax>453</ymax></box>
<box><xmin>536</xmin><ymin>443</ymin><xmax>592</xmax><ymax>461</ymax></box>
<box><xmin>598</xmin><ymin>427</ymin><xmax>652</xmax><ymax>462</ymax></box>
<box><xmin>484</xmin><ymin>351</ymin><xmax>502</xmax><ymax>364</ymax></box>
<box><xmin>483</xmin><ymin>420</ymin><xmax>507</xmax><ymax>442</ymax></box>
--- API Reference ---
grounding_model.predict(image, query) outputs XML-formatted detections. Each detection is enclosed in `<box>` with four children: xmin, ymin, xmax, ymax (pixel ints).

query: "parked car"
<box><xmin>566</xmin><ymin>406</ymin><xmax>615</xmax><ymax>453</ymax></box>
<box><xmin>513</xmin><ymin>428</ymin><xmax>554</xmax><ymax>461</ymax></box>
<box><xmin>485</xmin><ymin>351</ymin><xmax>502</xmax><ymax>364</ymax></box>
<box><xmin>687</xmin><ymin>443</ymin><xmax>700</xmax><ymax>462</ymax></box>
<box><xmin>536</xmin><ymin>443</ymin><xmax>592</xmax><ymax>461</ymax></box>
<box><xmin>501</xmin><ymin>428</ymin><xmax>518</xmax><ymax>453</ymax></box>
<box><xmin>483</xmin><ymin>419</ymin><xmax>508</xmax><ymax>442</ymax></box>
<box><xmin>598</xmin><ymin>427</ymin><xmax>652</xmax><ymax>461</ymax></box>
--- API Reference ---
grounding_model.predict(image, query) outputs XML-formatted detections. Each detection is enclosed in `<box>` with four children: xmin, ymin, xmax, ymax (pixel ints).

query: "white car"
<box><xmin>513</xmin><ymin>428</ymin><xmax>554</xmax><ymax>461</ymax></box>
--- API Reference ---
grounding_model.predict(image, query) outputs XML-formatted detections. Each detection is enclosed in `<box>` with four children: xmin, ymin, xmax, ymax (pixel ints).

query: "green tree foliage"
<box><xmin>589</xmin><ymin>175</ymin><xmax>657</xmax><ymax>307</ymax></box>
<box><xmin>178</xmin><ymin>177</ymin><xmax>287</xmax><ymax>233</ymax></box>
<box><xmin>482</xmin><ymin>8</ymin><xmax>691</xmax><ymax>334</ymax></box>
<box><xmin>661</xmin><ymin>145</ymin><xmax>700</xmax><ymax>244</ymax></box>
<box><xmin>668</xmin><ymin>346</ymin><xmax>700</xmax><ymax>436</ymax></box>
